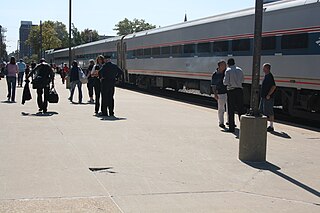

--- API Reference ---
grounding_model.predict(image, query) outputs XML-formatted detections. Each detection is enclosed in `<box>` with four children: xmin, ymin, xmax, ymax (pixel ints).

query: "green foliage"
<box><xmin>0</xmin><ymin>27</ymin><xmax>8</xmax><ymax>60</ymax></box>
<box><xmin>81</xmin><ymin>29</ymin><xmax>100</xmax><ymax>43</ymax></box>
<box><xmin>114</xmin><ymin>18</ymin><xmax>156</xmax><ymax>36</ymax></box>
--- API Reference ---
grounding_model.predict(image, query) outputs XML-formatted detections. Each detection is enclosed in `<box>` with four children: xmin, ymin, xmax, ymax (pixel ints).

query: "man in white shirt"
<box><xmin>223</xmin><ymin>58</ymin><xmax>245</xmax><ymax>132</ymax></box>
<box><xmin>17</xmin><ymin>59</ymin><xmax>26</xmax><ymax>87</ymax></box>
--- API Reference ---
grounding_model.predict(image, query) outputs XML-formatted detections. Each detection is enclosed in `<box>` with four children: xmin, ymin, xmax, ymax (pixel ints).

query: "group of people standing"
<box><xmin>211</xmin><ymin>58</ymin><xmax>276</xmax><ymax>132</ymax></box>
<box><xmin>67</xmin><ymin>55</ymin><xmax>123</xmax><ymax>117</ymax></box>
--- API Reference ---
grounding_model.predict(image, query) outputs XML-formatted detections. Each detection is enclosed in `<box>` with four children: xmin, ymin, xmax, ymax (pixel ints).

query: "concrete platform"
<box><xmin>0</xmin><ymin>79</ymin><xmax>319</xmax><ymax>212</ymax></box>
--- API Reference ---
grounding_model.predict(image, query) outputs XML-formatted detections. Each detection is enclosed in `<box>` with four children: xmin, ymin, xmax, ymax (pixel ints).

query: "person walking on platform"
<box><xmin>5</xmin><ymin>57</ymin><xmax>18</xmax><ymax>103</ymax></box>
<box><xmin>61</xmin><ymin>63</ymin><xmax>69</xmax><ymax>84</ymax></box>
<box><xmin>68</xmin><ymin>60</ymin><xmax>83</xmax><ymax>104</ymax></box>
<box><xmin>86</xmin><ymin>59</ymin><xmax>95</xmax><ymax>103</ymax></box>
<box><xmin>99</xmin><ymin>55</ymin><xmax>123</xmax><ymax>116</ymax></box>
<box><xmin>223</xmin><ymin>58</ymin><xmax>245</xmax><ymax>133</ymax></box>
<box><xmin>27</xmin><ymin>58</ymin><xmax>55</xmax><ymax>113</ymax></box>
<box><xmin>91</xmin><ymin>55</ymin><xmax>104</xmax><ymax>114</ymax></box>
<box><xmin>211</xmin><ymin>60</ymin><xmax>228</xmax><ymax>129</ymax></box>
<box><xmin>17</xmin><ymin>59</ymin><xmax>26</xmax><ymax>87</ymax></box>
<box><xmin>259</xmin><ymin>63</ymin><xmax>277</xmax><ymax>132</ymax></box>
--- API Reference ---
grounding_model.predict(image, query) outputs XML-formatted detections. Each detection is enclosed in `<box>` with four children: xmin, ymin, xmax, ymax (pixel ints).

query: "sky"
<box><xmin>0</xmin><ymin>0</ymin><xmax>256</xmax><ymax>53</ymax></box>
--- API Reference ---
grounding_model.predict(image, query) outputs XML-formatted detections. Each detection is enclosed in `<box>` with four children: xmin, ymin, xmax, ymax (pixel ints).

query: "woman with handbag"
<box><xmin>68</xmin><ymin>60</ymin><xmax>83</xmax><ymax>104</ymax></box>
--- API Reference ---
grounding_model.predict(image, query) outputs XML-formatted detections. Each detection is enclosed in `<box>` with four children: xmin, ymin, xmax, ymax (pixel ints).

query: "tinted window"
<box><xmin>183</xmin><ymin>44</ymin><xmax>196</xmax><ymax>54</ymax></box>
<box><xmin>144</xmin><ymin>48</ymin><xmax>151</xmax><ymax>56</ymax></box>
<box><xmin>172</xmin><ymin>45</ymin><xmax>182</xmax><ymax>54</ymax></box>
<box><xmin>152</xmin><ymin>47</ymin><xmax>160</xmax><ymax>56</ymax></box>
<box><xmin>262</xmin><ymin>36</ymin><xmax>276</xmax><ymax>50</ymax></box>
<box><xmin>137</xmin><ymin>49</ymin><xmax>144</xmax><ymax>56</ymax></box>
<box><xmin>281</xmin><ymin>33</ymin><xmax>308</xmax><ymax>49</ymax></box>
<box><xmin>161</xmin><ymin>46</ymin><xmax>171</xmax><ymax>55</ymax></box>
<box><xmin>232</xmin><ymin>39</ymin><xmax>250</xmax><ymax>51</ymax></box>
<box><xmin>198</xmin><ymin>42</ymin><xmax>211</xmax><ymax>53</ymax></box>
<box><xmin>213</xmin><ymin>41</ymin><xmax>228</xmax><ymax>52</ymax></box>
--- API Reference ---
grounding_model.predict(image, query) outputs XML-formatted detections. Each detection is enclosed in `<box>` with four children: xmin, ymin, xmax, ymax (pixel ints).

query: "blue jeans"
<box><xmin>18</xmin><ymin>72</ymin><xmax>24</xmax><ymax>86</ymax></box>
<box><xmin>6</xmin><ymin>76</ymin><xmax>17</xmax><ymax>102</ymax></box>
<box><xmin>70</xmin><ymin>80</ymin><xmax>82</xmax><ymax>103</ymax></box>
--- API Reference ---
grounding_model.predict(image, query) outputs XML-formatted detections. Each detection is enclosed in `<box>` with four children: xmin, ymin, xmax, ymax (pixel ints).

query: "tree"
<box><xmin>71</xmin><ymin>23</ymin><xmax>82</xmax><ymax>46</ymax></box>
<box><xmin>0</xmin><ymin>26</ymin><xmax>8</xmax><ymax>61</ymax></box>
<box><xmin>45</xmin><ymin>21</ymin><xmax>69</xmax><ymax>47</ymax></box>
<box><xmin>26</xmin><ymin>21</ymin><xmax>62</xmax><ymax>55</ymax></box>
<box><xmin>114</xmin><ymin>18</ymin><xmax>156</xmax><ymax>36</ymax></box>
<box><xmin>81</xmin><ymin>29</ymin><xmax>99</xmax><ymax>43</ymax></box>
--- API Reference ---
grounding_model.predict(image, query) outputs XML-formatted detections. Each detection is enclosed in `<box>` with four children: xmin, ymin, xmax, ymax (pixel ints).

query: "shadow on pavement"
<box><xmin>1</xmin><ymin>100</ymin><xmax>16</xmax><ymax>104</ymax></box>
<box><xmin>100</xmin><ymin>116</ymin><xmax>127</xmax><ymax>121</ymax></box>
<box><xmin>244</xmin><ymin>161</ymin><xmax>320</xmax><ymax>198</ymax></box>
<box><xmin>21</xmin><ymin>111</ymin><xmax>59</xmax><ymax>117</ymax></box>
<box><xmin>222</xmin><ymin>128</ymin><xmax>240</xmax><ymax>139</ymax></box>
<box><xmin>270</xmin><ymin>131</ymin><xmax>291</xmax><ymax>139</ymax></box>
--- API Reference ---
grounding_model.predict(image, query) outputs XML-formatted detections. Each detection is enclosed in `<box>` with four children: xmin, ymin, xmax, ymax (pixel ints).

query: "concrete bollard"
<box><xmin>239</xmin><ymin>115</ymin><xmax>267</xmax><ymax>162</ymax></box>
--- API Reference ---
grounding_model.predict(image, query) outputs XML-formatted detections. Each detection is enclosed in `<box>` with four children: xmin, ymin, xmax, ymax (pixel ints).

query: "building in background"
<box><xmin>19</xmin><ymin>21</ymin><xmax>37</xmax><ymax>59</ymax></box>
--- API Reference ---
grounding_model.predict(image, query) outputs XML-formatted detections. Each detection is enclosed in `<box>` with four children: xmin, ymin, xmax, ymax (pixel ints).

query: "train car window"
<box><xmin>133</xmin><ymin>50</ymin><xmax>137</xmax><ymax>57</ymax></box>
<box><xmin>213</xmin><ymin>41</ymin><xmax>228</xmax><ymax>52</ymax></box>
<box><xmin>172</xmin><ymin>45</ymin><xmax>183</xmax><ymax>54</ymax></box>
<box><xmin>152</xmin><ymin>47</ymin><xmax>161</xmax><ymax>56</ymax></box>
<box><xmin>198</xmin><ymin>42</ymin><xmax>211</xmax><ymax>53</ymax></box>
<box><xmin>262</xmin><ymin>36</ymin><xmax>276</xmax><ymax>50</ymax></box>
<box><xmin>144</xmin><ymin>48</ymin><xmax>151</xmax><ymax>56</ymax></box>
<box><xmin>161</xmin><ymin>46</ymin><xmax>171</xmax><ymax>55</ymax></box>
<box><xmin>137</xmin><ymin>49</ymin><xmax>144</xmax><ymax>56</ymax></box>
<box><xmin>232</xmin><ymin>39</ymin><xmax>250</xmax><ymax>51</ymax></box>
<box><xmin>281</xmin><ymin>33</ymin><xmax>308</xmax><ymax>49</ymax></box>
<box><xmin>183</xmin><ymin>44</ymin><xmax>196</xmax><ymax>54</ymax></box>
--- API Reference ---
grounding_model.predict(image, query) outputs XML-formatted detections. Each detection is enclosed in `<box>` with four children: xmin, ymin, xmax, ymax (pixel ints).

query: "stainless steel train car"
<box><xmin>46</xmin><ymin>0</ymin><xmax>320</xmax><ymax>120</ymax></box>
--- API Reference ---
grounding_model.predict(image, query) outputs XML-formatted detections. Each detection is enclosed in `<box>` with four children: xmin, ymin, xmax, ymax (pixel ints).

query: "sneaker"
<box><xmin>226</xmin><ymin>122</ymin><xmax>236</xmax><ymax>127</ymax></box>
<box><xmin>267</xmin><ymin>126</ymin><xmax>274</xmax><ymax>132</ymax></box>
<box><xmin>226</xmin><ymin>128</ymin><xmax>235</xmax><ymax>133</ymax></box>
<box><xmin>219</xmin><ymin>124</ymin><xmax>226</xmax><ymax>129</ymax></box>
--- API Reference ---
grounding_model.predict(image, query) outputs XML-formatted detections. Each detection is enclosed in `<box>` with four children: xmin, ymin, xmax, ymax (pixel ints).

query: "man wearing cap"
<box><xmin>99</xmin><ymin>55</ymin><xmax>123</xmax><ymax>116</ymax></box>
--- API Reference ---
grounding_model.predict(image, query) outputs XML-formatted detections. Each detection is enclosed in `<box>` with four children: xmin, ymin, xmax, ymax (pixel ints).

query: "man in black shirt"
<box><xmin>260</xmin><ymin>63</ymin><xmax>276</xmax><ymax>132</ymax></box>
<box><xmin>28</xmin><ymin>58</ymin><xmax>55</xmax><ymax>113</ymax></box>
<box><xmin>99</xmin><ymin>56</ymin><xmax>123</xmax><ymax>116</ymax></box>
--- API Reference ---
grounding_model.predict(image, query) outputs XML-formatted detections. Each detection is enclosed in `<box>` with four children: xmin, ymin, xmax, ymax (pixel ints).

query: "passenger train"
<box><xmin>46</xmin><ymin>0</ymin><xmax>320</xmax><ymax>121</ymax></box>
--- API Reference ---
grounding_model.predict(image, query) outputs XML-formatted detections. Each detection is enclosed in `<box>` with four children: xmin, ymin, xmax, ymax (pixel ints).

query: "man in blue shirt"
<box><xmin>211</xmin><ymin>60</ymin><xmax>228</xmax><ymax>129</ymax></box>
<box><xmin>17</xmin><ymin>59</ymin><xmax>26</xmax><ymax>87</ymax></box>
<box><xmin>260</xmin><ymin>63</ymin><xmax>277</xmax><ymax>132</ymax></box>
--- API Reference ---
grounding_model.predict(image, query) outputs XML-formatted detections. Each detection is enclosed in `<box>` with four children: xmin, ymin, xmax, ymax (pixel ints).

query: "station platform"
<box><xmin>0</xmin><ymin>79</ymin><xmax>319</xmax><ymax>212</ymax></box>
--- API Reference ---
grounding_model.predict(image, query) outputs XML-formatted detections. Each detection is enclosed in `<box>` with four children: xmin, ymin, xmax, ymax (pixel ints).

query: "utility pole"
<box><xmin>39</xmin><ymin>20</ymin><xmax>43</xmax><ymax>59</ymax></box>
<box><xmin>69</xmin><ymin>0</ymin><xmax>72</xmax><ymax>68</ymax></box>
<box><xmin>250</xmin><ymin>0</ymin><xmax>264</xmax><ymax>116</ymax></box>
<box><xmin>239</xmin><ymin>0</ymin><xmax>267</xmax><ymax>163</ymax></box>
<box><xmin>0</xmin><ymin>25</ymin><xmax>2</xmax><ymax>61</ymax></box>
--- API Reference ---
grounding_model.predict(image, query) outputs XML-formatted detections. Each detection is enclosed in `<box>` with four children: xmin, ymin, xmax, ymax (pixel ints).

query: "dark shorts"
<box><xmin>259</xmin><ymin>98</ymin><xmax>274</xmax><ymax>116</ymax></box>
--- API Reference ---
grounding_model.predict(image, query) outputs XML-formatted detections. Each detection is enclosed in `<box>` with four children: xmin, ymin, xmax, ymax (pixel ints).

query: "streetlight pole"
<box><xmin>250</xmin><ymin>0</ymin><xmax>264</xmax><ymax>116</ymax></box>
<box><xmin>69</xmin><ymin>0</ymin><xmax>72</xmax><ymax>68</ymax></box>
<box><xmin>239</xmin><ymin>0</ymin><xmax>267</xmax><ymax>163</ymax></box>
<box><xmin>0</xmin><ymin>25</ymin><xmax>2</xmax><ymax>61</ymax></box>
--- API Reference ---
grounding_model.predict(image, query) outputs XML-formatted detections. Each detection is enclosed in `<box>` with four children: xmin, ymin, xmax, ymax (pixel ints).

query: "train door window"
<box><xmin>197</xmin><ymin>42</ymin><xmax>211</xmax><ymax>53</ymax></box>
<box><xmin>152</xmin><ymin>47</ymin><xmax>161</xmax><ymax>56</ymax></box>
<box><xmin>213</xmin><ymin>41</ymin><xmax>228</xmax><ymax>52</ymax></box>
<box><xmin>137</xmin><ymin>49</ymin><xmax>144</xmax><ymax>57</ymax></box>
<box><xmin>183</xmin><ymin>44</ymin><xmax>196</xmax><ymax>54</ymax></box>
<box><xmin>281</xmin><ymin>33</ymin><xmax>308</xmax><ymax>49</ymax></box>
<box><xmin>144</xmin><ymin>48</ymin><xmax>151</xmax><ymax>57</ymax></box>
<box><xmin>232</xmin><ymin>39</ymin><xmax>250</xmax><ymax>51</ymax></box>
<box><xmin>172</xmin><ymin>45</ymin><xmax>182</xmax><ymax>55</ymax></box>
<box><xmin>161</xmin><ymin>46</ymin><xmax>171</xmax><ymax>55</ymax></box>
<box><xmin>262</xmin><ymin>36</ymin><xmax>276</xmax><ymax>50</ymax></box>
